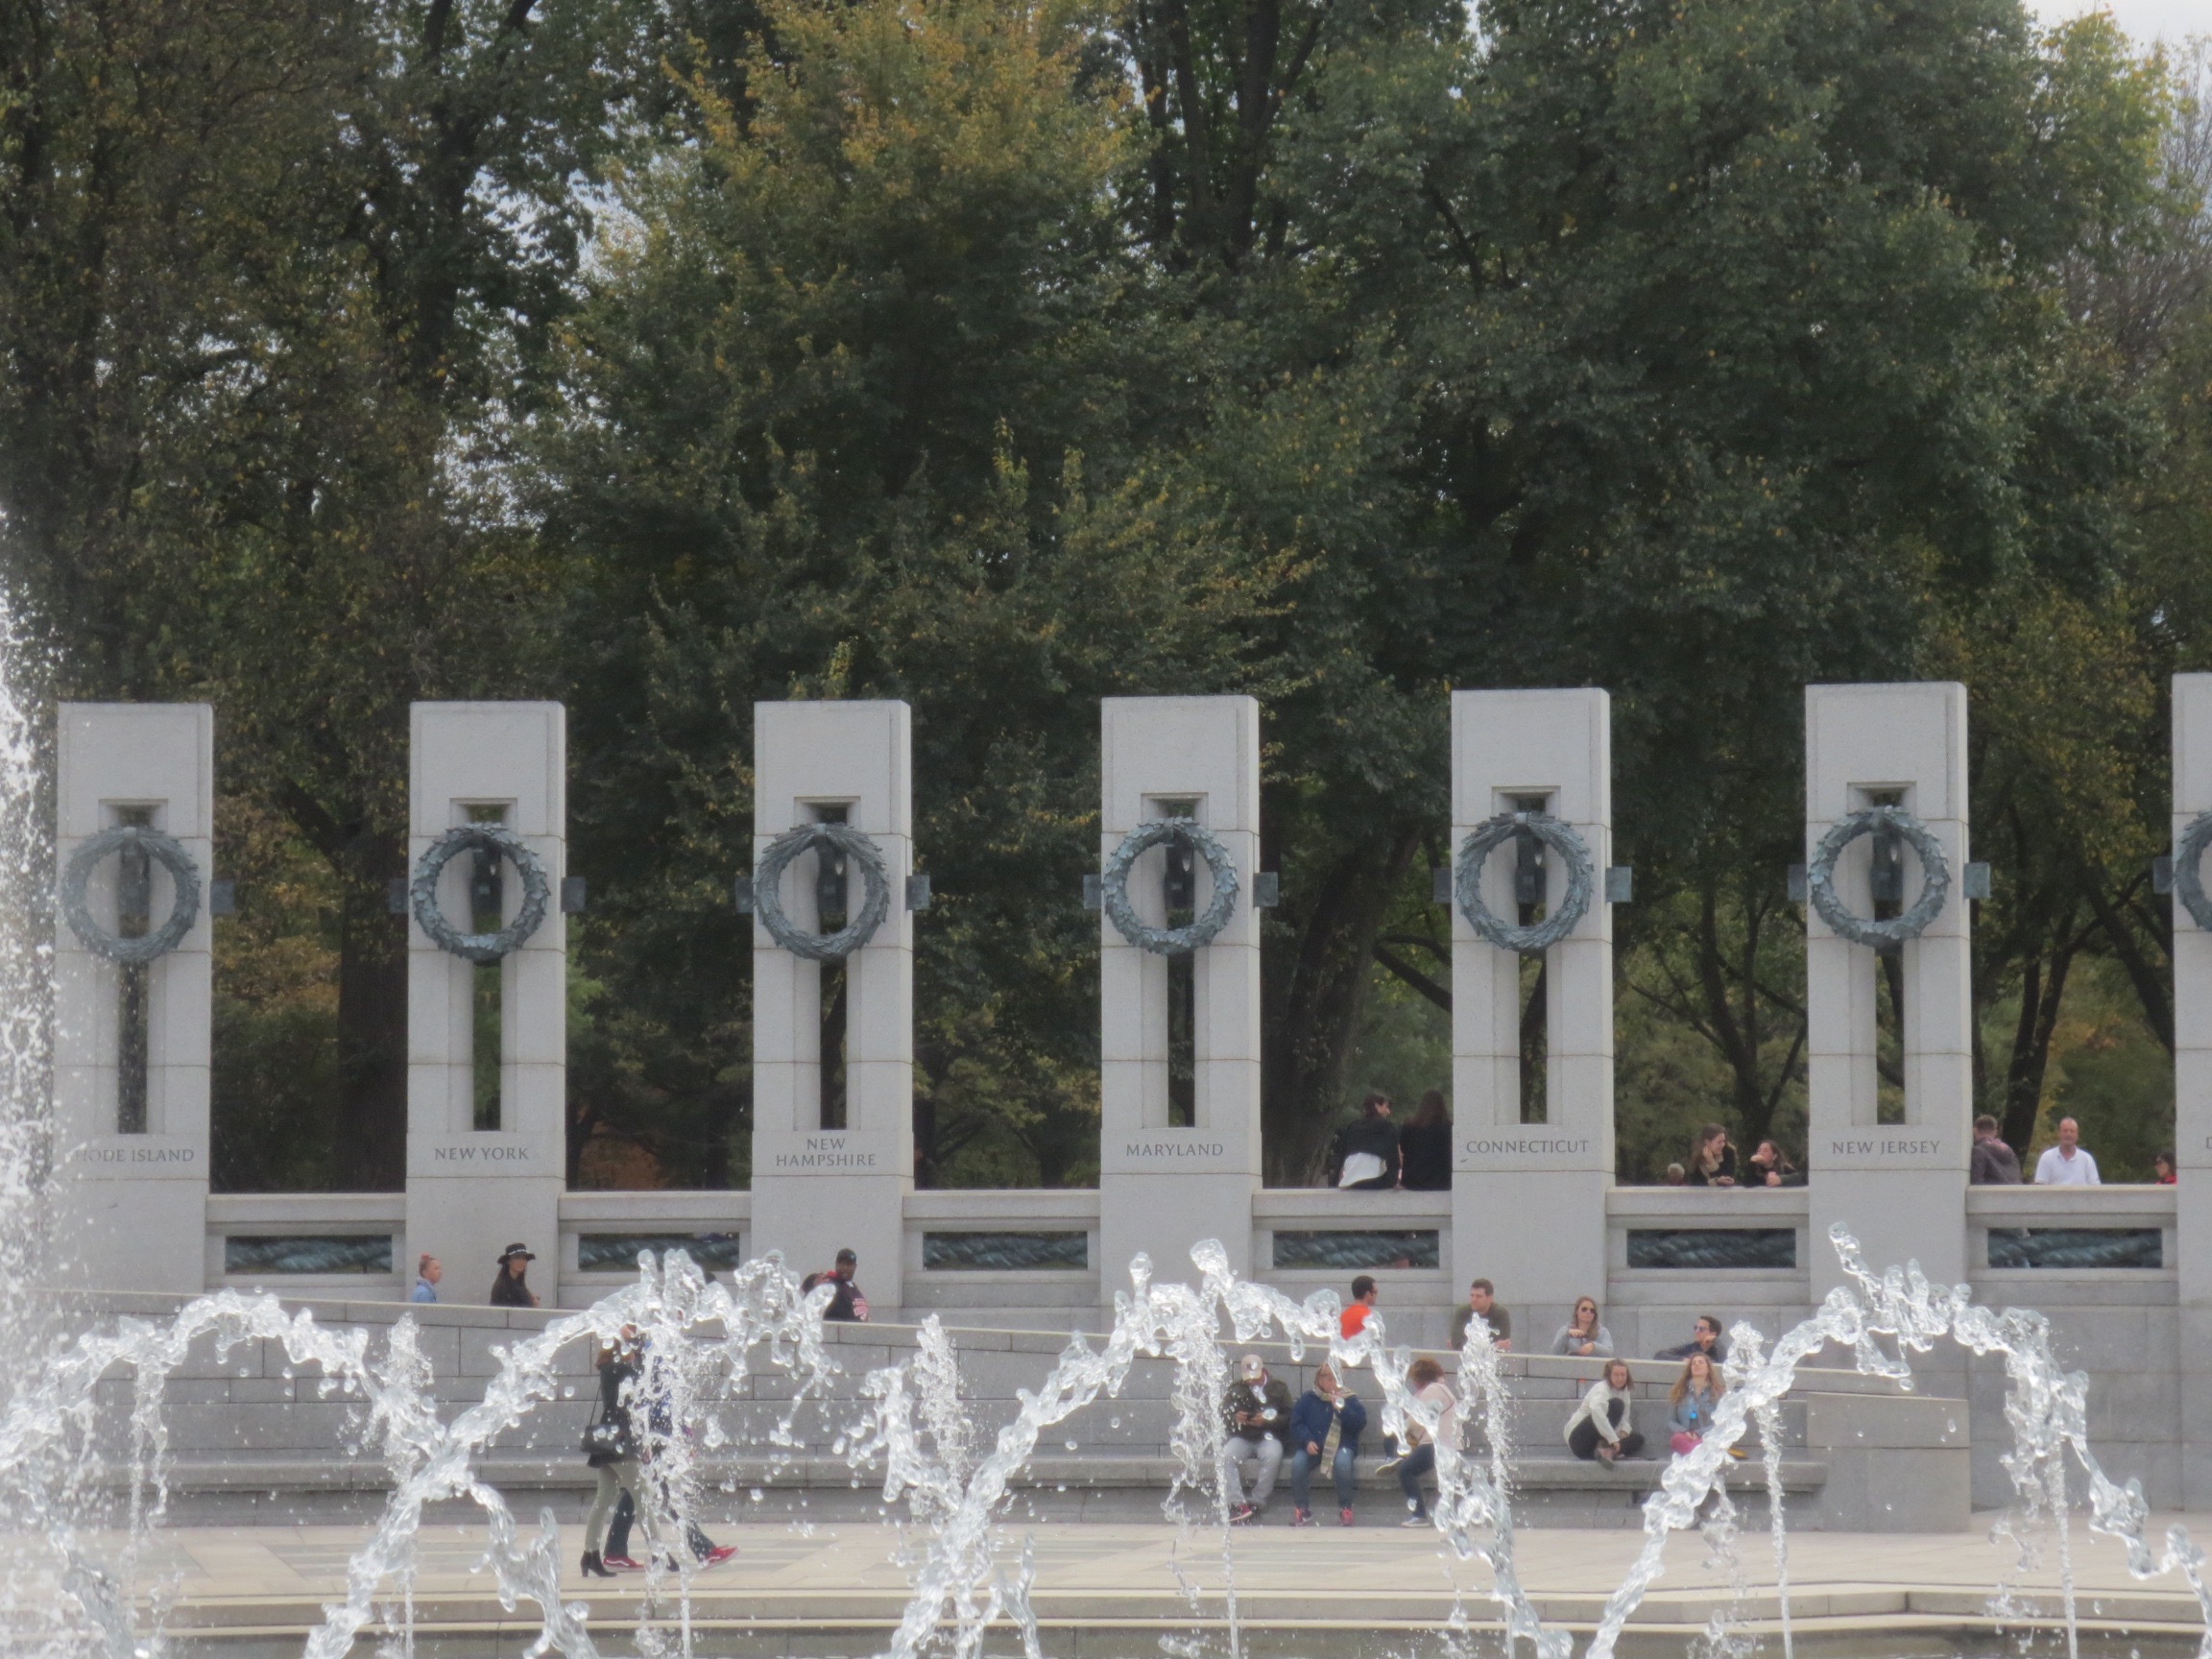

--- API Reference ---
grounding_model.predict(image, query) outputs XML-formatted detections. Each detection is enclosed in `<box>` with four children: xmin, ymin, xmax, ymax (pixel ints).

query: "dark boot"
<box><xmin>581</xmin><ymin>1550</ymin><xmax>614</xmax><ymax>1578</ymax></box>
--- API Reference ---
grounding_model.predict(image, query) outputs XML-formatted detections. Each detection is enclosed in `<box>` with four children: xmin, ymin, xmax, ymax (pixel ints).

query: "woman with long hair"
<box><xmin>489</xmin><ymin>1241</ymin><xmax>541</xmax><ymax>1307</ymax></box>
<box><xmin>1398</xmin><ymin>1090</ymin><xmax>1453</xmax><ymax>1190</ymax></box>
<box><xmin>1549</xmin><ymin>1295</ymin><xmax>1613</xmax><ymax>1358</ymax></box>
<box><xmin>1566</xmin><ymin>1359</ymin><xmax>1644</xmax><ymax>1461</ymax></box>
<box><xmin>1685</xmin><ymin>1125</ymin><xmax>1738</xmax><ymax>1188</ymax></box>
<box><xmin>1667</xmin><ymin>1351</ymin><xmax>1725</xmax><ymax>1455</ymax></box>
<box><xmin>1392</xmin><ymin>1356</ymin><xmax>1458</xmax><ymax>1526</ymax></box>
<box><xmin>1744</xmin><ymin>1139</ymin><xmax>1800</xmax><ymax>1187</ymax></box>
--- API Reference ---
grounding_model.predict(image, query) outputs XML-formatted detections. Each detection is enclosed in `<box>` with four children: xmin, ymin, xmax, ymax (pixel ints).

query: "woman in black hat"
<box><xmin>489</xmin><ymin>1242</ymin><xmax>541</xmax><ymax>1308</ymax></box>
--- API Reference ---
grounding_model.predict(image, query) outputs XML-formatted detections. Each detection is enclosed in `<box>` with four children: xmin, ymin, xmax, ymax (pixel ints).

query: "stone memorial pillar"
<box><xmin>1449</xmin><ymin>688</ymin><xmax>1614</xmax><ymax>1323</ymax></box>
<box><xmin>749</xmin><ymin>701</ymin><xmax>913</xmax><ymax>1315</ymax></box>
<box><xmin>404</xmin><ymin>702</ymin><xmax>567</xmax><ymax>1306</ymax></box>
<box><xmin>2172</xmin><ymin>673</ymin><xmax>2212</xmax><ymax>1505</ymax></box>
<box><xmin>54</xmin><ymin>703</ymin><xmax>214</xmax><ymax>1293</ymax></box>
<box><xmin>1804</xmin><ymin>682</ymin><xmax>1971</xmax><ymax>1297</ymax></box>
<box><xmin>1097</xmin><ymin>695</ymin><xmax>1262</xmax><ymax>1305</ymax></box>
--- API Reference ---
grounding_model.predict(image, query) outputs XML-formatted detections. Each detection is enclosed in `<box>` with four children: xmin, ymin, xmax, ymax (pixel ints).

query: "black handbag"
<box><xmin>582</xmin><ymin>1402</ymin><xmax>633</xmax><ymax>1460</ymax></box>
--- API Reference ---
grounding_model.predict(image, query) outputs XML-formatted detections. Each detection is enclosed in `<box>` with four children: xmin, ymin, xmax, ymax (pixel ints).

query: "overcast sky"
<box><xmin>2035</xmin><ymin>0</ymin><xmax>2204</xmax><ymax>47</ymax></box>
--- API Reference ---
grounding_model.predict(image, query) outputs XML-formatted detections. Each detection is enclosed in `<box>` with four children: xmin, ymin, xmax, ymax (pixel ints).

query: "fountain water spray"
<box><xmin>0</xmin><ymin>1224</ymin><xmax>2207</xmax><ymax>1659</ymax></box>
<box><xmin>0</xmin><ymin>1252</ymin><xmax>841</xmax><ymax>1659</ymax></box>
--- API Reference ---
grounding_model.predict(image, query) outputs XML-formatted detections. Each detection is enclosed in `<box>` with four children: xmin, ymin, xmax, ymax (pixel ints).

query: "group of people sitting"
<box><xmin>1666</xmin><ymin>1124</ymin><xmax>1800</xmax><ymax>1188</ymax></box>
<box><xmin>1218</xmin><ymin>1286</ymin><xmax>1740</xmax><ymax>1527</ymax></box>
<box><xmin>1325</xmin><ymin>1091</ymin><xmax>1455</xmax><ymax>1190</ymax></box>
<box><xmin>1544</xmin><ymin>1301</ymin><xmax>1739</xmax><ymax>1468</ymax></box>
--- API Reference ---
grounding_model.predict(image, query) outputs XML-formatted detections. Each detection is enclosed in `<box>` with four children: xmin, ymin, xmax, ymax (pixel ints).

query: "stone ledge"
<box><xmin>120</xmin><ymin>1449</ymin><xmax>1829</xmax><ymax>1497</ymax></box>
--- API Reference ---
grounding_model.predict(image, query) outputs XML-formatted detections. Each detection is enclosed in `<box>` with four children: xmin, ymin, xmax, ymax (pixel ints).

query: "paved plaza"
<box><xmin>132</xmin><ymin>1516</ymin><xmax>2212</xmax><ymax>1650</ymax></box>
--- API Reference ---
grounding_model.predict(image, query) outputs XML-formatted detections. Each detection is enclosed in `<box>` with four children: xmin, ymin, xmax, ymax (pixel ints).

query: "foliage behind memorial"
<box><xmin>0</xmin><ymin>0</ymin><xmax>2205</xmax><ymax>1186</ymax></box>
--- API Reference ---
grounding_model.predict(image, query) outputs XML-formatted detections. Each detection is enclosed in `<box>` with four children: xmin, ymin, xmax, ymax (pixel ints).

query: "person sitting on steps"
<box><xmin>1223</xmin><ymin>1354</ymin><xmax>1294</xmax><ymax>1524</ymax></box>
<box><xmin>1392</xmin><ymin>1356</ymin><xmax>1459</xmax><ymax>1527</ymax></box>
<box><xmin>1550</xmin><ymin>1295</ymin><xmax>1613</xmax><ymax>1358</ymax></box>
<box><xmin>1288</xmin><ymin>1363</ymin><xmax>1368</xmax><ymax>1527</ymax></box>
<box><xmin>1340</xmin><ymin>1275</ymin><xmax>1379</xmax><ymax>1340</ymax></box>
<box><xmin>1654</xmin><ymin>1313</ymin><xmax>1728</xmax><ymax>1365</ymax></box>
<box><xmin>1668</xmin><ymin>1351</ymin><xmax>1739</xmax><ymax>1457</ymax></box>
<box><xmin>1566</xmin><ymin>1359</ymin><xmax>1646</xmax><ymax>1463</ymax></box>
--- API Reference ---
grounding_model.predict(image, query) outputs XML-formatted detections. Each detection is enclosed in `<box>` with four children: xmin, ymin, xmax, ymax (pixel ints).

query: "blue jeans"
<box><xmin>1398</xmin><ymin>1443</ymin><xmax>1436</xmax><ymax>1516</ymax></box>
<box><xmin>1289</xmin><ymin>1445</ymin><xmax>1357</xmax><ymax>1511</ymax></box>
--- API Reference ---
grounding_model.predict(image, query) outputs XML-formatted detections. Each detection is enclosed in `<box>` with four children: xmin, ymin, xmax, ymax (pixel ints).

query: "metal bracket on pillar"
<box><xmin>1962</xmin><ymin>862</ymin><xmax>1991</xmax><ymax>902</ymax></box>
<box><xmin>1253</xmin><ymin>872</ymin><xmax>1281</xmax><ymax>907</ymax></box>
<box><xmin>209</xmin><ymin>878</ymin><xmax>237</xmax><ymax>917</ymax></box>
<box><xmin>1604</xmin><ymin>865</ymin><xmax>1633</xmax><ymax>903</ymax></box>
<box><xmin>1431</xmin><ymin>866</ymin><xmax>1452</xmax><ymax>905</ymax></box>
<box><xmin>1081</xmin><ymin>873</ymin><xmax>1102</xmax><ymax>909</ymax></box>
<box><xmin>733</xmin><ymin>873</ymin><xmax>755</xmax><ymax>913</ymax></box>
<box><xmin>906</xmin><ymin>873</ymin><xmax>932</xmax><ymax>911</ymax></box>
<box><xmin>561</xmin><ymin>875</ymin><xmax>588</xmax><ymax>914</ymax></box>
<box><xmin>2153</xmin><ymin>854</ymin><xmax>2175</xmax><ymax>896</ymax></box>
<box><xmin>1787</xmin><ymin>863</ymin><xmax>1808</xmax><ymax>902</ymax></box>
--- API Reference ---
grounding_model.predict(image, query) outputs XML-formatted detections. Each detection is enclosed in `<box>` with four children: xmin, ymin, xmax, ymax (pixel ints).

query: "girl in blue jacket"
<box><xmin>1288</xmin><ymin>1363</ymin><xmax>1368</xmax><ymax>1526</ymax></box>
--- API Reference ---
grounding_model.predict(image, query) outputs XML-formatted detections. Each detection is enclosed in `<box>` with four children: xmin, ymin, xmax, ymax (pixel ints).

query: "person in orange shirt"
<box><xmin>1340</xmin><ymin>1275</ymin><xmax>1379</xmax><ymax>1339</ymax></box>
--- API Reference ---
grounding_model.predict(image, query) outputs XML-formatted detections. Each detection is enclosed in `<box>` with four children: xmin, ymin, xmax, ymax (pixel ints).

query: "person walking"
<box><xmin>1550</xmin><ymin>1296</ymin><xmax>1614</xmax><ymax>1358</ymax></box>
<box><xmin>580</xmin><ymin>1328</ymin><xmax>651</xmax><ymax>1578</ymax></box>
<box><xmin>1329</xmin><ymin>1094</ymin><xmax>1401</xmax><ymax>1190</ymax></box>
<box><xmin>1566</xmin><ymin>1359</ymin><xmax>1645</xmax><ymax>1462</ymax></box>
<box><xmin>489</xmin><ymin>1243</ymin><xmax>540</xmax><ymax>1308</ymax></box>
<box><xmin>1223</xmin><ymin>1354</ymin><xmax>1293</xmax><ymax>1523</ymax></box>
<box><xmin>1971</xmin><ymin>1117</ymin><xmax>2023</xmax><ymax>1185</ymax></box>
<box><xmin>2034</xmin><ymin>1118</ymin><xmax>2102</xmax><ymax>1186</ymax></box>
<box><xmin>1668</xmin><ymin>1352</ymin><xmax>1726</xmax><ymax>1455</ymax></box>
<box><xmin>411</xmin><ymin>1255</ymin><xmax>443</xmax><ymax>1305</ymax></box>
<box><xmin>1394</xmin><ymin>1357</ymin><xmax>1458</xmax><ymax>1526</ymax></box>
<box><xmin>1287</xmin><ymin>1363</ymin><xmax>1367</xmax><ymax>1527</ymax></box>
<box><xmin>1397</xmin><ymin>1090</ymin><xmax>1453</xmax><ymax>1190</ymax></box>
<box><xmin>598</xmin><ymin>1335</ymin><xmax>738</xmax><ymax>1573</ymax></box>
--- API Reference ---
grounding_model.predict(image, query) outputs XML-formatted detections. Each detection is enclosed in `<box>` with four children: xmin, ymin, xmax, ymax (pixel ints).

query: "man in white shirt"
<box><xmin>2033</xmin><ymin>1118</ymin><xmax>2101</xmax><ymax>1186</ymax></box>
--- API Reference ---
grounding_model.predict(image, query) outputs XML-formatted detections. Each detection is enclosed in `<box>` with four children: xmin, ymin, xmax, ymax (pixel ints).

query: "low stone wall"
<box><xmin>57</xmin><ymin>1292</ymin><xmax>1962</xmax><ymax>1532</ymax></box>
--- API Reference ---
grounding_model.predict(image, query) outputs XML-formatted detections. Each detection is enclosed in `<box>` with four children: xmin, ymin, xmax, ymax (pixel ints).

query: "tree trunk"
<box><xmin>1261</xmin><ymin>823</ymin><xmax>1421</xmax><ymax>1184</ymax></box>
<box><xmin>332</xmin><ymin>842</ymin><xmax>408</xmax><ymax>1190</ymax></box>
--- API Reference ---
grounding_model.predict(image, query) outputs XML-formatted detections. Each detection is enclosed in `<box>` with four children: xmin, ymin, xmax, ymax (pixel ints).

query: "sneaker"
<box><xmin>1400</xmin><ymin>1512</ymin><xmax>1431</xmax><ymax>1528</ymax></box>
<box><xmin>1726</xmin><ymin>1446</ymin><xmax>1749</xmax><ymax>1460</ymax></box>
<box><xmin>602</xmin><ymin>1555</ymin><xmax>644</xmax><ymax>1573</ymax></box>
<box><xmin>1291</xmin><ymin>1507</ymin><xmax>1312</xmax><ymax>1527</ymax></box>
<box><xmin>1339</xmin><ymin>1507</ymin><xmax>1356</xmax><ymax>1527</ymax></box>
<box><xmin>698</xmin><ymin>1545</ymin><xmax>739</xmax><ymax>1567</ymax></box>
<box><xmin>1374</xmin><ymin>1455</ymin><xmax>1403</xmax><ymax>1476</ymax></box>
<box><xmin>1229</xmin><ymin>1503</ymin><xmax>1258</xmax><ymax>1524</ymax></box>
